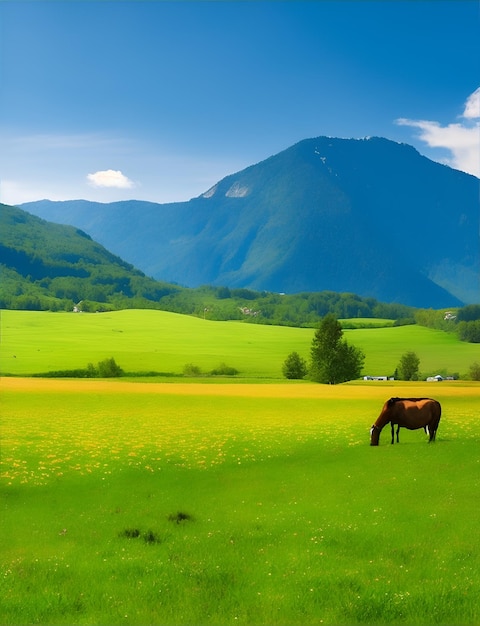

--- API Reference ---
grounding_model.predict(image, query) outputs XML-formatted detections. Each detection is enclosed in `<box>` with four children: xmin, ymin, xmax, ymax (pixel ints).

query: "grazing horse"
<box><xmin>370</xmin><ymin>397</ymin><xmax>441</xmax><ymax>446</ymax></box>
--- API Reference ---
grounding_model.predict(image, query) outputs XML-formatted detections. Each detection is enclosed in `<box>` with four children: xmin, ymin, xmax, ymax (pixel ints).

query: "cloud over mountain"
<box><xmin>87</xmin><ymin>169</ymin><xmax>134</xmax><ymax>189</ymax></box>
<box><xmin>396</xmin><ymin>88</ymin><xmax>480</xmax><ymax>177</ymax></box>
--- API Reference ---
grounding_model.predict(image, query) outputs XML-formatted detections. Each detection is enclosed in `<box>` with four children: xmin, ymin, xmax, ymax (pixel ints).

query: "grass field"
<box><xmin>1</xmin><ymin>378</ymin><xmax>480</xmax><ymax>625</ymax></box>
<box><xmin>1</xmin><ymin>309</ymin><xmax>478</xmax><ymax>379</ymax></box>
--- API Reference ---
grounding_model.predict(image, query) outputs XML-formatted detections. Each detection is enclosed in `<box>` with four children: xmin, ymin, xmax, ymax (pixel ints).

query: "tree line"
<box><xmin>283</xmin><ymin>314</ymin><xmax>480</xmax><ymax>383</ymax></box>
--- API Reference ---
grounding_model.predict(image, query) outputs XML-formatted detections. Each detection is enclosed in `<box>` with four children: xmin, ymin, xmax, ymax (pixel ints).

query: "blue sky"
<box><xmin>1</xmin><ymin>0</ymin><xmax>478</xmax><ymax>205</ymax></box>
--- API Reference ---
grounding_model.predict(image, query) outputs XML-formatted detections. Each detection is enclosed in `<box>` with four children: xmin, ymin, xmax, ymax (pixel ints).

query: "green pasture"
<box><xmin>1</xmin><ymin>379</ymin><xmax>480</xmax><ymax>625</ymax></box>
<box><xmin>1</xmin><ymin>309</ymin><xmax>478</xmax><ymax>379</ymax></box>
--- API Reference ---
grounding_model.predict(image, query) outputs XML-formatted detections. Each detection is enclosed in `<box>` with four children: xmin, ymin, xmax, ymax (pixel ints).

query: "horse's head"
<box><xmin>370</xmin><ymin>424</ymin><xmax>380</xmax><ymax>446</ymax></box>
<box><xmin>370</xmin><ymin>399</ymin><xmax>395</xmax><ymax>445</ymax></box>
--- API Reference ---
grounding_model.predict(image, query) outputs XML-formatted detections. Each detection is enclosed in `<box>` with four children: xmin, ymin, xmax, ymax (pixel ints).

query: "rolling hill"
<box><xmin>2</xmin><ymin>308</ymin><xmax>478</xmax><ymax>379</ymax></box>
<box><xmin>0</xmin><ymin>203</ymin><xmax>181</xmax><ymax>310</ymax></box>
<box><xmin>21</xmin><ymin>136</ymin><xmax>479</xmax><ymax>308</ymax></box>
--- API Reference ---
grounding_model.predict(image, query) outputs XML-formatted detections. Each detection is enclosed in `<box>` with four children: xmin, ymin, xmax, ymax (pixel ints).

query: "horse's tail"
<box><xmin>429</xmin><ymin>400</ymin><xmax>442</xmax><ymax>441</ymax></box>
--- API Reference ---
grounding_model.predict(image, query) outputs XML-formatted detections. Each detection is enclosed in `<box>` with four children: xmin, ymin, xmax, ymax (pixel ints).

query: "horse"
<box><xmin>370</xmin><ymin>397</ymin><xmax>441</xmax><ymax>446</ymax></box>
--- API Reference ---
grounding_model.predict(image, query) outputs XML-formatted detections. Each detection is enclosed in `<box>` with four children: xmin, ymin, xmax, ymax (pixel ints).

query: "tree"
<box><xmin>97</xmin><ymin>357</ymin><xmax>124</xmax><ymax>378</ymax></box>
<box><xmin>282</xmin><ymin>351</ymin><xmax>308</xmax><ymax>379</ymax></box>
<box><xmin>309</xmin><ymin>314</ymin><xmax>365</xmax><ymax>384</ymax></box>
<box><xmin>469</xmin><ymin>362</ymin><xmax>480</xmax><ymax>381</ymax></box>
<box><xmin>396</xmin><ymin>351</ymin><xmax>420</xmax><ymax>381</ymax></box>
<box><xmin>457</xmin><ymin>320</ymin><xmax>480</xmax><ymax>343</ymax></box>
<box><xmin>457</xmin><ymin>305</ymin><xmax>480</xmax><ymax>322</ymax></box>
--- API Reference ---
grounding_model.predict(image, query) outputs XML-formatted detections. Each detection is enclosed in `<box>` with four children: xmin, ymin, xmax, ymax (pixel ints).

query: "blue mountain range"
<box><xmin>21</xmin><ymin>136</ymin><xmax>479</xmax><ymax>307</ymax></box>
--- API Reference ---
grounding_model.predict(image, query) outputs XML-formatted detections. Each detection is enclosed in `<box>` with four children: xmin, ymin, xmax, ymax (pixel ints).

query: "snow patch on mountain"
<box><xmin>202</xmin><ymin>184</ymin><xmax>218</xmax><ymax>198</ymax></box>
<box><xmin>225</xmin><ymin>182</ymin><xmax>250</xmax><ymax>198</ymax></box>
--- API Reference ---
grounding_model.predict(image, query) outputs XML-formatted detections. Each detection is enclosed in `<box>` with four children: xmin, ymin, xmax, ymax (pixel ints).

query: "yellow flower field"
<box><xmin>2</xmin><ymin>378</ymin><xmax>479</xmax><ymax>487</ymax></box>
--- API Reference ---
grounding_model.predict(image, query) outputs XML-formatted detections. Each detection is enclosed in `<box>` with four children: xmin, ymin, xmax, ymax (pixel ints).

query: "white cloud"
<box><xmin>462</xmin><ymin>87</ymin><xmax>480</xmax><ymax>119</ymax></box>
<box><xmin>87</xmin><ymin>169</ymin><xmax>134</xmax><ymax>189</ymax></box>
<box><xmin>396</xmin><ymin>88</ymin><xmax>480</xmax><ymax>178</ymax></box>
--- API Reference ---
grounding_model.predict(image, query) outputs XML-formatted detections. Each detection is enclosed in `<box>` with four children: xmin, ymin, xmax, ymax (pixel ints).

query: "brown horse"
<box><xmin>370</xmin><ymin>397</ymin><xmax>441</xmax><ymax>446</ymax></box>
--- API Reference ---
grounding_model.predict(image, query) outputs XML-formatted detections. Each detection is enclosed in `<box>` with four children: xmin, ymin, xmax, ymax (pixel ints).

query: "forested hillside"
<box><xmin>2</xmin><ymin>203</ymin><xmax>479</xmax><ymax>340</ymax></box>
<box><xmin>0</xmin><ymin>204</ymin><xmax>181</xmax><ymax>311</ymax></box>
<box><xmin>0</xmin><ymin>203</ymin><xmax>413</xmax><ymax>324</ymax></box>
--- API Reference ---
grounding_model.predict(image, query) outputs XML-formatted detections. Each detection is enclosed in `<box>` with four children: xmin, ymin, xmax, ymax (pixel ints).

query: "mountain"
<box><xmin>0</xmin><ymin>203</ymin><xmax>181</xmax><ymax>310</ymax></box>
<box><xmin>21</xmin><ymin>136</ymin><xmax>479</xmax><ymax>307</ymax></box>
<box><xmin>0</xmin><ymin>202</ymin><xmax>418</xmax><ymax>325</ymax></box>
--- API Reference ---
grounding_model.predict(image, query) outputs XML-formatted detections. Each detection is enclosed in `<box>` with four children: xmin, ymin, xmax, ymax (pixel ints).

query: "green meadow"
<box><xmin>1</xmin><ymin>309</ymin><xmax>478</xmax><ymax>378</ymax></box>
<box><xmin>1</xmin><ymin>310</ymin><xmax>480</xmax><ymax>625</ymax></box>
<box><xmin>1</xmin><ymin>380</ymin><xmax>480</xmax><ymax>625</ymax></box>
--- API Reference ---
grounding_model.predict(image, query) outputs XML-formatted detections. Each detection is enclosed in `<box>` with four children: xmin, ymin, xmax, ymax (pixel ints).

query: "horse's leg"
<box><xmin>390</xmin><ymin>422</ymin><xmax>394</xmax><ymax>444</ymax></box>
<box><xmin>396</xmin><ymin>424</ymin><xmax>400</xmax><ymax>443</ymax></box>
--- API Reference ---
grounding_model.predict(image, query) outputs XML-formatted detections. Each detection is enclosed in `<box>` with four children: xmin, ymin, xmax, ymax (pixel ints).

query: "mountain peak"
<box><xmin>20</xmin><ymin>136</ymin><xmax>479</xmax><ymax>307</ymax></box>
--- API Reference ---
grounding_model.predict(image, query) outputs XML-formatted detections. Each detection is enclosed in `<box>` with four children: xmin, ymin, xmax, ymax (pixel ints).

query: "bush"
<box><xmin>31</xmin><ymin>357</ymin><xmax>124</xmax><ymax>378</ymax></box>
<box><xmin>97</xmin><ymin>357</ymin><xmax>124</xmax><ymax>378</ymax></box>
<box><xmin>32</xmin><ymin>368</ymin><xmax>95</xmax><ymax>378</ymax></box>
<box><xmin>469</xmin><ymin>362</ymin><xmax>480</xmax><ymax>381</ymax></box>
<box><xmin>282</xmin><ymin>351</ymin><xmax>308</xmax><ymax>379</ymax></box>
<box><xmin>183</xmin><ymin>363</ymin><xmax>203</xmax><ymax>377</ymax></box>
<box><xmin>210</xmin><ymin>362</ymin><xmax>239</xmax><ymax>376</ymax></box>
<box><xmin>86</xmin><ymin>363</ymin><xmax>97</xmax><ymax>377</ymax></box>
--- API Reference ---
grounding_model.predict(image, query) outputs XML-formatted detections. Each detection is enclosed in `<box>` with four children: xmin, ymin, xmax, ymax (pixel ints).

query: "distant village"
<box><xmin>364</xmin><ymin>374</ymin><xmax>456</xmax><ymax>382</ymax></box>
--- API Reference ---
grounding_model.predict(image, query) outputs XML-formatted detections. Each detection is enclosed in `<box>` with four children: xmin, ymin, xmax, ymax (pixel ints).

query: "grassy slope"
<box><xmin>1</xmin><ymin>309</ymin><xmax>478</xmax><ymax>379</ymax></box>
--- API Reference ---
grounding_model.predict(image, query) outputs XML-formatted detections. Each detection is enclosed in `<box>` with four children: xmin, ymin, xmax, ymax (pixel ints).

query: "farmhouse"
<box><xmin>240</xmin><ymin>306</ymin><xmax>260</xmax><ymax>317</ymax></box>
<box><xmin>426</xmin><ymin>375</ymin><xmax>456</xmax><ymax>381</ymax></box>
